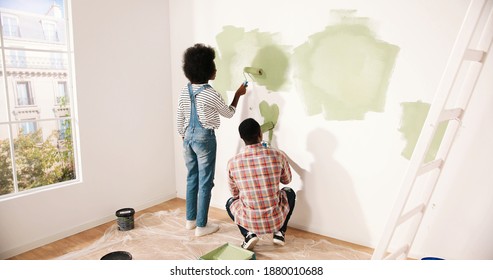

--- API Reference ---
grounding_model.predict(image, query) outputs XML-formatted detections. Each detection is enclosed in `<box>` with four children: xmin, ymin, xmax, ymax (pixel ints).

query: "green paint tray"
<box><xmin>199</xmin><ymin>243</ymin><xmax>256</xmax><ymax>260</ymax></box>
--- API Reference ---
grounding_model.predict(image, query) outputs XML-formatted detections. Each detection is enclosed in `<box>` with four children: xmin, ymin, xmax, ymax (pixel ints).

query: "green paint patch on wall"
<box><xmin>259</xmin><ymin>101</ymin><xmax>279</xmax><ymax>143</ymax></box>
<box><xmin>293</xmin><ymin>10</ymin><xmax>400</xmax><ymax>121</ymax></box>
<box><xmin>214</xmin><ymin>25</ymin><xmax>290</xmax><ymax>98</ymax></box>
<box><xmin>399</xmin><ymin>101</ymin><xmax>448</xmax><ymax>162</ymax></box>
<box><xmin>251</xmin><ymin>45</ymin><xmax>290</xmax><ymax>91</ymax></box>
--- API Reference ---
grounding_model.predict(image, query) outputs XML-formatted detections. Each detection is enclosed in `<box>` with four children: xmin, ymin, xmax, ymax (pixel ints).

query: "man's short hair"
<box><xmin>239</xmin><ymin>118</ymin><xmax>261</xmax><ymax>144</ymax></box>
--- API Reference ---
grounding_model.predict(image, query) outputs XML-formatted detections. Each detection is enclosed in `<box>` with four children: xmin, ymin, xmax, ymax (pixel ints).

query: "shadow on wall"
<box><xmin>290</xmin><ymin>129</ymin><xmax>370</xmax><ymax>243</ymax></box>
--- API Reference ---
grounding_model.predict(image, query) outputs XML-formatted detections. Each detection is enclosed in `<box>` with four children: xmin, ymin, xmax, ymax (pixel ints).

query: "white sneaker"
<box><xmin>273</xmin><ymin>231</ymin><xmax>285</xmax><ymax>246</ymax></box>
<box><xmin>241</xmin><ymin>233</ymin><xmax>259</xmax><ymax>250</ymax></box>
<box><xmin>195</xmin><ymin>223</ymin><xmax>219</xmax><ymax>237</ymax></box>
<box><xmin>185</xmin><ymin>220</ymin><xmax>196</xmax><ymax>230</ymax></box>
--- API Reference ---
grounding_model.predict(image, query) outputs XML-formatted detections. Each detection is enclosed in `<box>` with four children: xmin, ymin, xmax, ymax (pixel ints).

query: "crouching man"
<box><xmin>226</xmin><ymin>118</ymin><xmax>296</xmax><ymax>250</ymax></box>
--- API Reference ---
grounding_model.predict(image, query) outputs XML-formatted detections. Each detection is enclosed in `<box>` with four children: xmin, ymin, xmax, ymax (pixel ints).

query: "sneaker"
<box><xmin>273</xmin><ymin>231</ymin><xmax>285</xmax><ymax>246</ymax></box>
<box><xmin>185</xmin><ymin>220</ymin><xmax>196</xmax><ymax>230</ymax></box>
<box><xmin>195</xmin><ymin>223</ymin><xmax>219</xmax><ymax>237</ymax></box>
<box><xmin>241</xmin><ymin>233</ymin><xmax>259</xmax><ymax>250</ymax></box>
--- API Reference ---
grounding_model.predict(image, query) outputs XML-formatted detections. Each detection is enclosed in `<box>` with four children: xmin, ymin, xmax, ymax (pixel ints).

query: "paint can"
<box><xmin>421</xmin><ymin>256</ymin><xmax>444</xmax><ymax>260</ymax></box>
<box><xmin>100</xmin><ymin>251</ymin><xmax>133</xmax><ymax>260</ymax></box>
<box><xmin>115</xmin><ymin>208</ymin><xmax>135</xmax><ymax>231</ymax></box>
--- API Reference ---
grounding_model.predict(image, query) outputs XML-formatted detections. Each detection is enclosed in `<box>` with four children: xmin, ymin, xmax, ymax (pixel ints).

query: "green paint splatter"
<box><xmin>292</xmin><ymin>10</ymin><xmax>400</xmax><ymax>121</ymax></box>
<box><xmin>399</xmin><ymin>101</ymin><xmax>448</xmax><ymax>162</ymax></box>
<box><xmin>214</xmin><ymin>26</ymin><xmax>290</xmax><ymax>99</ymax></box>
<box><xmin>259</xmin><ymin>101</ymin><xmax>279</xmax><ymax>143</ymax></box>
<box><xmin>251</xmin><ymin>45</ymin><xmax>290</xmax><ymax>91</ymax></box>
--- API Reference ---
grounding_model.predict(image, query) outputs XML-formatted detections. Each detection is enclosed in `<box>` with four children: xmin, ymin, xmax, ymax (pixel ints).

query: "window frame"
<box><xmin>0</xmin><ymin>0</ymin><xmax>81</xmax><ymax>199</ymax></box>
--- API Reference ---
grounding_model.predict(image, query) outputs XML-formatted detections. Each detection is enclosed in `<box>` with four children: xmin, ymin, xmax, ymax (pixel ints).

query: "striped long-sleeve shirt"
<box><xmin>227</xmin><ymin>143</ymin><xmax>292</xmax><ymax>234</ymax></box>
<box><xmin>176</xmin><ymin>83</ymin><xmax>236</xmax><ymax>137</ymax></box>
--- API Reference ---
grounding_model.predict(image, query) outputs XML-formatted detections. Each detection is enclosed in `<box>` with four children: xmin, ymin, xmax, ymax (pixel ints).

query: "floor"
<box><xmin>8</xmin><ymin>198</ymin><xmax>374</xmax><ymax>260</ymax></box>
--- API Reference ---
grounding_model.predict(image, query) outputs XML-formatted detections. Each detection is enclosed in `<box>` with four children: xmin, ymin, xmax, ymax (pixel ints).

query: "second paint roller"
<box><xmin>243</xmin><ymin>67</ymin><xmax>264</xmax><ymax>85</ymax></box>
<box><xmin>243</xmin><ymin>67</ymin><xmax>264</xmax><ymax>76</ymax></box>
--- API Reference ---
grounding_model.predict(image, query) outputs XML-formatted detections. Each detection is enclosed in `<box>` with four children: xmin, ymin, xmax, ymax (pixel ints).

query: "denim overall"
<box><xmin>183</xmin><ymin>83</ymin><xmax>217</xmax><ymax>228</ymax></box>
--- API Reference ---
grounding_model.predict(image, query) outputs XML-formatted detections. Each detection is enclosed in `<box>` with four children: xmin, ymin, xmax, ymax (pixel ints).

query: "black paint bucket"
<box><xmin>101</xmin><ymin>251</ymin><xmax>133</xmax><ymax>260</ymax></box>
<box><xmin>421</xmin><ymin>256</ymin><xmax>445</xmax><ymax>260</ymax></box>
<box><xmin>116</xmin><ymin>208</ymin><xmax>135</xmax><ymax>231</ymax></box>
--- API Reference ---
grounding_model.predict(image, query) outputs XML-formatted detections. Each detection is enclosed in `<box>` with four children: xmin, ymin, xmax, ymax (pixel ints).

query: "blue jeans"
<box><xmin>183</xmin><ymin>127</ymin><xmax>217</xmax><ymax>227</ymax></box>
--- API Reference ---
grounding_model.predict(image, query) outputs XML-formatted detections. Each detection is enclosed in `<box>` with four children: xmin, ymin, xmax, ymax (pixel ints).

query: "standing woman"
<box><xmin>176</xmin><ymin>43</ymin><xmax>248</xmax><ymax>237</ymax></box>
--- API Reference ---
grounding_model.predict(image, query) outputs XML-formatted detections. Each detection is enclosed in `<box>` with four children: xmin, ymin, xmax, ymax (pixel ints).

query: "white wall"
<box><xmin>170</xmin><ymin>0</ymin><xmax>493</xmax><ymax>259</ymax></box>
<box><xmin>0</xmin><ymin>0</ymin><xmax>176</xmax><ymax>259</ymax></box>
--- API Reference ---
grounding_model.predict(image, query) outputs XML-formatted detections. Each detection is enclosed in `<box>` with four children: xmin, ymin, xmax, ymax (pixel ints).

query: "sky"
<box><xmin>0</xmin><ymin>0</ymin><xmax>64</xmax><ymax>16</ymax></box>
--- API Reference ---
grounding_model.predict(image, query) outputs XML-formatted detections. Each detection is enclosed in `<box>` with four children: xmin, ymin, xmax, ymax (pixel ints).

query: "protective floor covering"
<box><xmin>56</xmin><ymin>210</ymin><xmax>371</xmax><ymax>260</ymax></box>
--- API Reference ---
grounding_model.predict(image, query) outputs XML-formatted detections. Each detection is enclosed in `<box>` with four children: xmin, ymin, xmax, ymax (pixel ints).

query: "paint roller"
<box><xmin>260</xmin><ymin>121</ymin><xmax>274</xmax><ymax>148</ymax></box>
<box><xmin>260</xmin><ymin>121</ymin><xmax>274</xmax><ymax>133</ymax></box>
<box><xmin>244</xmin><ymin>67</ymin><xmax>264</xmax><ymax>76</ymax></box>
<box><xmin>243</xmin><ymin>67</ymin><xmax>264</xmax><ymax>86</ymax></box>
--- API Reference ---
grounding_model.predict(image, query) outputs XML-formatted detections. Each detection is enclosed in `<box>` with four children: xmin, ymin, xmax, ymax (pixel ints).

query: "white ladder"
<box><xmin>372</xmin><ymin>0</ymin><xmax>493</xmax><ymax>260</ymax></box>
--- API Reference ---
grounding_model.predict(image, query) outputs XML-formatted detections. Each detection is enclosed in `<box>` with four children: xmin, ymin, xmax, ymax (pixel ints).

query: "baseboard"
<box><xmin>1</xmin><ymin>192</ymin><xmax>176</xmax><ymax>260</ymax></box>
<box><xmin>288</xmin><ymin>221</ymin><xmax>374</xmax><ymax>252</ymax></box>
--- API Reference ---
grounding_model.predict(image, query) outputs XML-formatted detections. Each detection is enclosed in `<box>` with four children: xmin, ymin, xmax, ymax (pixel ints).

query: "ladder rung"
<box><xmin>417</xmin><ymin>159</ymin><xmax>444</xmax><ymax>175</ymax></box>
<box><xmin>384</xmin><ymin>244</ymin><xmax>410</xmax><ymax>260</ymax></box>
<box><xmin>464</xmin><ymin>49</ymin><xmax>486</xmax><ymax>62</ymax></box>
<box><xmin>438</xmin><ymin>108</ymin><xmax>464</xmax><ymax>122</ymax></box>
<box><xmin>397</xmin><ymin>204</ymin><xmax>426</xmax><ymax>226</ymax></box>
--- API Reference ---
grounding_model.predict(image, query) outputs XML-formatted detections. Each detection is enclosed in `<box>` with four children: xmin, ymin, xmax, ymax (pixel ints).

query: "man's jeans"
<box><xmin>226</xmin><ymin>187</ymin><xmax>296</xmax><ymax>237</ymax></box>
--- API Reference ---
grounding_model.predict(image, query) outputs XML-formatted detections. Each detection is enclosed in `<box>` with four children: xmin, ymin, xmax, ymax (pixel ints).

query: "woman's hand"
<box><xmin>230</xmin><ymin>83</ymin><xmax>248</xmax><ymax>108</ymax></box>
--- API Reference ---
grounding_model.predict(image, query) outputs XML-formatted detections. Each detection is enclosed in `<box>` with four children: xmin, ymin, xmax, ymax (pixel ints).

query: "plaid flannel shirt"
<box><xmin>227</xmin><ymin>143</ymin><xmax>292</xmax><ymax>234</ymax></box>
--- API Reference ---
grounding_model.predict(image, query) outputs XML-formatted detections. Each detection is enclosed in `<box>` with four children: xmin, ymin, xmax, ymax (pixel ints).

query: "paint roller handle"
<box><xmin>230</xmin><ymin>83</ymin><xmax>248</xmax><ymax>108</ymax></box>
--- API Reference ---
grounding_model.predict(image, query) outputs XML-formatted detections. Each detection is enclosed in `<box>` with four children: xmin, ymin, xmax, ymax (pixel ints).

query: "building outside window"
<box><xmin>0</xmin><ymin>0</ymin><xmax>79</xmax><ymax>197</ymax></box>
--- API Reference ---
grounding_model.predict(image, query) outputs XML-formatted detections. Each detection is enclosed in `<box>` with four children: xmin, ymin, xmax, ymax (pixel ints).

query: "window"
<box><xmin>50</xmin><ymin>52</ymin><xmax>65</xmax><ymax>69</ymax></box>
<box><xmin>58</xmin><ymin>119</ymin><xmax>69</xmax><ymax>140</ymax></box>
<box><xmin>56</xmin><ymin>81</ymin><xmax>68</xmax><ymax>104</ymax></box>
<box><xmin>16</xmin><ymin>82</ymin><xmax>34</xmax><ymax>106</ymax></box>
<box><xmin>0</xmin><ymin>0</ymin><xmax>79</xmax><ymax>198</ymax></box>
<box><xmin>1</xmin><ymin>14</ymin><xmax>20</xmax><ymax>37</ymax></box>
<box><xmin>19</xmin><ymin>121</ymin><xmax>37</xmax><ymax>135</ymax></box>
<box><xmin>41</xmin><ymin>20</ymin><xmax>59</xmax><ymax>42</ymax></box>
<box><xmin>7</xmin><ymin>50</ymin><xmax>27</xmax><ymax>68</ymax></box>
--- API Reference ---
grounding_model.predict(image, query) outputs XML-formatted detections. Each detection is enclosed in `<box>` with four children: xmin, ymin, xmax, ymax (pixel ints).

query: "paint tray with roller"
<box><xmin>199</xmin><ymin>243</ymin><xmax>256</xmax><ymax>260</ymax></box>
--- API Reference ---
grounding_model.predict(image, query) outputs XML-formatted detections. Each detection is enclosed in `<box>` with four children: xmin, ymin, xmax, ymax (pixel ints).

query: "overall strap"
<box><xmin>187</xmin><ymin>83</ymin><xmax>211</xmax><ymax>130</ymax></box>
<box><xmin>187</xmin><ymin>83</ymin><xmax>211</xmax><ymax>100</ymax></box>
